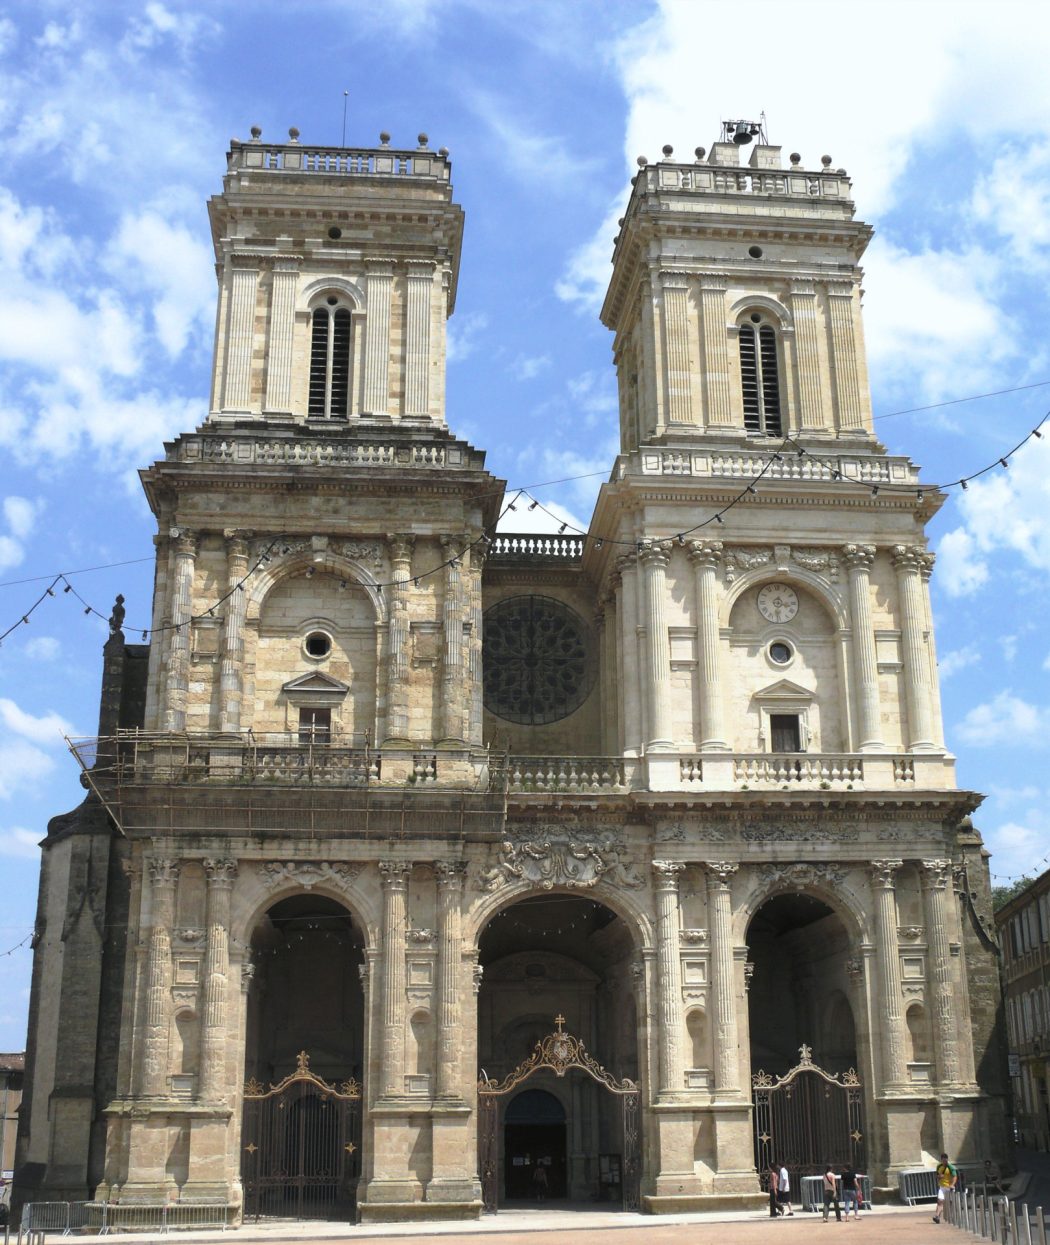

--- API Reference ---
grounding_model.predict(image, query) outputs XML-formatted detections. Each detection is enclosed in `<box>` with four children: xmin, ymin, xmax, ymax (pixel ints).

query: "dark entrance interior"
<box><xmin>503</xmin><ymin>1089</ymin><xmax>567</xmax><ymax>1200</ymax></box>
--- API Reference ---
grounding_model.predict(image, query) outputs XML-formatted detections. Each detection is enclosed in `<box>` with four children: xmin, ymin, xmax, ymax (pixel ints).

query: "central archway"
<box><xmin>476</xmin><ymin>893</ymin><xmax>640</xmax><ymax>1209</ymax></box>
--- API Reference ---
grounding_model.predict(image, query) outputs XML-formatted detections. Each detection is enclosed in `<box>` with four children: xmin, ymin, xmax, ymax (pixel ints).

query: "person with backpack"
<box><xmin>933</xmin><ymin>1152</ymin><xmax>958</xmax><ymax>1223</ymax></box>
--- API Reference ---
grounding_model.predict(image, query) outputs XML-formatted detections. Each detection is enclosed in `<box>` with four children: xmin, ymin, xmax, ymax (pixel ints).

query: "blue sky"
<box><xmin>1</xmin><ymin>0</ymin><xmax>1050</xmax><ymax>1051</ymax></box>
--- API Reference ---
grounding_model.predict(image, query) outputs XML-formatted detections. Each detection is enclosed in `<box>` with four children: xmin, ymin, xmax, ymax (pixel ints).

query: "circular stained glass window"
<box><xmin>483</xmin><ymin>595</ymin><xmax>594</xmax><ymax>725</ymax></box>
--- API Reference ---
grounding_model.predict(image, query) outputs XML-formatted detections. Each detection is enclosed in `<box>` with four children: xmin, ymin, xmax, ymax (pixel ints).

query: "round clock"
<box><xmin>757</xmin><ymin>583</ymin><xmax>799</xmax><ymax>624</ymax></box>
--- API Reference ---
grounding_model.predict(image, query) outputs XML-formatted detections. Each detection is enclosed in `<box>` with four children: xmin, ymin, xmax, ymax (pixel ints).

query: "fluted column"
<box><xmin>705</xmin><ymin>862</ymin><xmax>741</xmax><ymax>1094</ymax></box>
<box><xmin>439</xmin><ymin>536</ymin><xmax>465</xmax><ymax>742</ymax></box>
<box><xmin>142</xmin><ymin>858</ymin><xmax>180</xmax><ymax>1097</ymax></box>
<box><xmin>640</xmin><ymin>543</ymin><xmax>673</xmax><ymax>752</ymax></box>
<box><xmin>435</xmin><ymin>861</ymin><xmax>466</xmax><ymax>1099</ymax></box>
<box><xmin>700</xmin><ymin>274</ymin><xmax>733</xmax><ymax>427</ymax></box>
<box><xmin>264</xmin><ymin>256</ymin><xmax>300</xmax><ymax>414</ymax></box>
<box><xmin>688</xmin><ymin>540</ymin><xmax>727</xmax><ymax>750</ymax></box>
<box><xmin>920</xmin><ymin>859</ymin><xmax>961</xmax><ymax>1086</ymax></box>
<box><xmin>826</xmin><ymin>280</ymin><xmax>865</xmax><ymax>433</ymax></box>
<box><xmin>893</xmin><ymin>545</ymin><xmax>937</xmax><ymax>751</ymax></box>
<box><xmin>843</xmin><ymin>543</ymin><xmax>883</xmax><ymax>751</ymax></box>
<box><xmin>661</xmin><ymin>270</ymin><xmax>694</xmax><ymax>425</ymax></box>
<box><xmin>788</xmin><ymin>279</ymin><xmax>828</xmax><ymax>431</ymax></box>
<box><xmin>363</xmin><ymin>259</ymin><xmax>394</xmax><ymax>415</ymax></box>
<box><xmin>640</xmin><ymin>276</ymin><xmax>662</xmax><ymax>436</ymax></box>
<box><xmin>385</xmin><ymin>535</ymin><xmax>415</xmax><ymax>742</ymax></box>
<box><xmin>164</xmin><ymin>531</ymin><xmax>197</xmax><ymax>731</ymax></box>
<box><xmin>467</xmin><ymin>545</ymin><xmax>485</xmax><ymax>746</ymax></box>
<box><xmin>404</xmin><ymin>260</ymin><xmax>434</xmax><ymax>418</ymax></box>
<box><xmin>222</xmin><ymin>256</ymin><xmax>260</xmax><ymax>413</ymax></box>
<box><xmin>199</xmin><ymin>858</ymin><xmax>237</xmax><ymax>1101</ymax></box>
<box><xmin>218</xmin><ymin>532</ymin><xmax>249</xmax><ymax>733</ymax></box>
<box><xmin>871</xmin><ymin>860</ymin><xmax>906</xmax><ymax>1087</ymax></box>
<box><xmin>379</xmin><ymin>861</ymin><xmax>411</xmax><ymax>1097</ymax></box>
<box><xmin>652</xmin><ymin>861</ymin><xmax>686</xmax><ymax>1096</ymax></box>
<box><xmin>616</xmin><ymin>556</ymin><xmax>644</xmax><ymax>755</ymax></box>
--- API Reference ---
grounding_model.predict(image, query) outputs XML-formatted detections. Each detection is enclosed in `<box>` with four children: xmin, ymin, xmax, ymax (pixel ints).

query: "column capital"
<box><xmin>658</xmin><ymin>268</ymin><xmax>691</xmax><ymax>289</ymax></box>
<box><xmin>920</xmin><ymin>858</ymin><xmax>952</xmax><ymax>889</ymax></box>
<box><xmin>870</xmin><ymin>859</ymin><xmax>903</xmax><ymax>888</ymax></box>
<box><xmin>789</xmin><ymin>278</ymin><xmax>817</xmax><ymax>297</ymax></box>
<box><xmin>203</xmin><ymin>858</ymin><xmax>239</xmax><ymax>887</ymax></box>
<box><xmin>171</xmin><ymin>530</ymin><xmax>198</xmax><ymax>558</ymax></box>
<box><xmin>148</xmin><ymin>857</ymin><xmax>181</xmax><ymax>886</ymax></box>
<box><xmin>366</xmin><ymin>257</ymin><xmax>397</xmax><ymax>276</ymax></box>
<box><xmin>434</xmin><ymin>860</ymin><xmax>467</xmax><ymax>890</ymax></box>
<box><xmin>698</xmin><ymin>272</ymin><xmax>730</xmax><ymax>291</ymax></box>
<box><xmin>825</xmin><ymin>279</ymin><xmax>856</xmax><ymax>299</ymax></box>
<box><xmin>892</xmin><ymin>543</ymin><xmax>934</xmax><ymax>576</ymax></box>
<box><xmin>652</xmin><ymin>860</ymin><xmax>685</xmax><ymax>887</ymax></box>
<box><xmin>405</xmin><ymin>258</ymin><xmax>436</xmax><ymax>278</ymax></box>
<box><xmin>389</xmin><ymin>533</ymin><xmax>416</xmax><ymax>564</ymax></box>
<box><xmin>378</xmin><ymin>860</ymin><xmax>412</xmax><ymax>887</ymax></box>
<box><xmin>272</xmin><ymin>254</ymin><xmax>301</xmax><ymax>273</ymax></box>
<box><xmin>638</xmin><ymin>540</ymin><xmax>671</xmax><ymax>569</ymax></box>
<box><xmin>704</xmin><ymin>861</ymin><xmax>739</xmax><ymax>888</ymax></box>
<box><xmin>843</xmin><ymin>542</ymin><xmax>875</xmax><ymax>572</ymax></box>
<box><xmin>688</xmin><ymin>539</ymin><xmax>723</xmax><ymax>569</ymax></box>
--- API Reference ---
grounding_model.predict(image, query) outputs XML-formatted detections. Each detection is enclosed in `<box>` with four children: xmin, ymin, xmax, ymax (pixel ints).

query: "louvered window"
<box><xmin>308</xmin><ymin>303</ymin><xmax>352</xmax><ymax>418</ymax></box>
<box><xmin>739</xmin><ymin>317</ymin><xmax>782</xmax><ymax>436</ymax></box>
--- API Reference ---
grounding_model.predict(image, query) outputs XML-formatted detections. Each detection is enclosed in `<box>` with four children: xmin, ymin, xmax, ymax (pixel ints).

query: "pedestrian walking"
<box><xmin>932</xmin><ymin>1151</ymin><xmax>957</xmax><ymax>1223</ymax></box>
<box><xmin>777</xmin><ymin>1160</ymin><xmax>794</xmax><ymax>1216</ymax></box>
<box><xmin>841</xmin><ymin>1166</ymin><xmax>861</xmax><ymax>1219</ymax></box>
<box><xmin>822</xmin><ymin>1162</ymin><xmax>842</xmax><ymax>1222</ymax></box>
<box><xmin>768</xmin><ymin>1162</ymin><xmax>781</xmax><ymax>1218</ymax></box>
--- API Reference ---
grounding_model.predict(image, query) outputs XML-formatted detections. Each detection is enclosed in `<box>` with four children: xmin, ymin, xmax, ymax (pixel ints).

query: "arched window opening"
<box><xmin>739</xmin><ymin>316</ymin><xmax>782</xmax><ymax>436</ymax></box>
<box><xmin>308</xmin><ymin>304</ymin><xmax>353</xmax><ymax>418</ymax></box>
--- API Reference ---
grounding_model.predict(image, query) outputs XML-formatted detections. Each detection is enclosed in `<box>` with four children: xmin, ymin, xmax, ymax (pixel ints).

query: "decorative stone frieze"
<box><xmin>757</xmin><ymin>862</ymin><xmax>848</xmax><ymax>889</ymax></box>
<box><xmin>258</xmin><ymin>861</ymin><xmax>361</xmax><ymax>892</ymax></box>
<box><xmin>478</xmin><ymin>829</ymin><xmax>645</xmax><ymax>892</ymax></box>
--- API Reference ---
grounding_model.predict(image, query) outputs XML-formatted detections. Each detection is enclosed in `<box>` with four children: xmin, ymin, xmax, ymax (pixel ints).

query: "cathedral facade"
<box><xmin>15</xmin><ymin>126</ymin><xmax>1008</xmax><ymax>1222</ymax></box>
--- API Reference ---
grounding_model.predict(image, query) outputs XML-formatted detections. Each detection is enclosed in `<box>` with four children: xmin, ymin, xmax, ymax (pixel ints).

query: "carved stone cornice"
<box><xmin>870</xmin><ymin>859</ymin><xmax>903</xmax><ymax>889</ymax></box>
<box><xmin>843</xmin><ymin>543</ymin><xmax>876</xmax><ymax>572</ymax></box>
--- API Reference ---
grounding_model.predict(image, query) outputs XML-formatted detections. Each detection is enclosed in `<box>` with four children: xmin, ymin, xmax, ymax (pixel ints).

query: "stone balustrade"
<box><xmin>174</xmin><ymin>435</ymin><xmax>479</xmax><ymax>470</ymax></box>
<box><xmin>504</xmin><ymin>755</ymin><xmax>637</xmax><ymax>792</ymax></box>
<box><xmin>229</xmin><ymin>141</ymin><xmax>451</xmax><ymax>184</ymax></box>
<box><xmin>488</xmin><ymin>534</ymin><xmax>585</xmax><ymax>561</ymax></box>
<box><xmin>636</xmin><ymin>162</ymin><xmax>851</xmax><ymax>202</ymax></box>
<box><xmin>733</xmin><ymin>753</ymin><xmax>865</xmax><ymax>786</ymax></box>
<box><xmin>634</xmin><ymin>447</ymin><xmax>918</xmax><ymax>486</ymax></box>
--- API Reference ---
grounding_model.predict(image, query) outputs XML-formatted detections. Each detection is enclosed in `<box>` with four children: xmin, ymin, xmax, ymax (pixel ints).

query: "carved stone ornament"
<box><xmin>174</xmin><ymin>928</ymin><xmax>206</xmax><ymax>947</ymax></box>
<box><xmin>705</xmin><ymin>861</ymin><xmax>739</xmax><ymax>887</ymax></box>
<box><xmin>897</xmin><ymin>926</ymin><xmax>925</xmax><ymax>941</ymax></box>
<box><xmin>870</xmin><ymin>859</ymin><xmax>903</xmax><ymax>888</ymax></box>
<box><xmin>148</xmin><ymin>858</ymin><xmax>181</xmax><ymax>886</ymax></box>
<box><xmin>845</xmin><ymin>958</ymin><xmax>864</xmax><ymax>981</ymax></box>
<box><xmin>724</xmin><ymin>547</ymin><xmax>772</xmax><ymax>583</ymax></box>
<box><xmin>407</xmin><ymin>928</ymin><xmax>435</xmax><ymax>944</ymax></box>
<box><xmin>758</xmin><ymin>862</ymin><xmax>847</xmax><ymax>889</ymax></box>
<box><xmin>478</xmin><ymin>829</ymin><xmax>645</xmax><ymax>892</ymax></box>
<box><xmin>259</xmin><ymin>861</ymin><xmax>361</xmax><ymax>893</ymax></box>
<box><xmin>681</xmin><ymin>928</ymin><xmax>709</xmax><ymax>944</ymax></box>
<box><xmin>203</xmin><ymin>858</ymin><xmax>238</xmax><ymax>886</ymax></box>
<box><xmin>171</xmin><ymin>986</ymin><xmax>198</xmax><ymax>1009</ymax></box>
<box><xmin>743</xmin><ymin>961</ymin><xmax>756</xmax><ymax>992</ymax></box>
<box><xmin>742</xmin><ymin>824</ymin><xmax>860</xmax><ymax>842</ymax></box>
<box><xmin>792</xmin><ymin>548</ymin><xmax>841</xmax><ymax>582</ymax></box>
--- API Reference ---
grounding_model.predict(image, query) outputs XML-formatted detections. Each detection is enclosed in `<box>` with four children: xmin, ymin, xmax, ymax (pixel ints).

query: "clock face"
<box><xmin>757</xmin><ymin>583</ymin><xmax>799</xmax><ymax>624</ymax></box>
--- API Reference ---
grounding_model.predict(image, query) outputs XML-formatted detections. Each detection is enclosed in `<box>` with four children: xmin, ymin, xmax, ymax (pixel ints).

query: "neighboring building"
<box><xmin>1</xmin><ymin>1054</ymin><xmax>23</xmax><ymax>1177</ymax></box>
<box><xmin>997</xmin><ymin>870</ymin><xmax>1050</xmax><ymax>1150</ymax></box>
<box><xmin>15</xmin><ymin>124</ymin><xmax>1008</xmax><ymax>1222</ymax></box>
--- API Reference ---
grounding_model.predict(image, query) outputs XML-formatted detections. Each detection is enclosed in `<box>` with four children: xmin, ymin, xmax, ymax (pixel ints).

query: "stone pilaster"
<box><xmin>661</xmin><ymin>270</ymin><xmax>694</xmax><ymax>425</ymax></box>
<box><xmin>788</xmin><ymin>279</ymin><xmax>828</xmax><ymax>431</ymax></box>
<box><xmin>639</xmin><ymin>543</ymin><xmax>673</xmax><ymax>752</ymax></box>
<box><xmin>700</xmin><ymin>274</ymin><xmax>733</xmax><ymax>427</ymax></box>
<box><xmin>688</xmin><ymin>540</ymin><xmax>727</xmax><ymax>750</ymax></box>
<box><xmin>843</xmin><ymin>543</ymin><xmax>883</xmax><ymax>751</ymax></box>
<box><xmin>379</xmin><ymin>861</ymin><xmax>411</xmax><ymax>1097</ymax></box>
<box><xmin>264</xmin><ymin>256</ymin><xmax>300</xmax><ymax>414</ymax></box>
<box><xmin>384</xmin><ymin>535</ymin><xmax>415</xmax><ymax>742</ymax></box>
<box><xmin>439</xmin><ymin>537</ymin><xmax>465</xmax><ymax>743</ymax></box>
<box><xmin>892</xmin><ymin>545</ymin><xmax>937</xmax><ymax>750</ymax></box>
<box><xmin>218</xmin><ymin>532</ymin><xmax>249</xmax><ymax>733</ymax></box>
<box><xmin>199</xmin><ymin>858</ymin><xmax>237</xmax><ymax>1101</ymax></box>
<box><xmin>363</xmin><ymin>258</ymin><xmax>394</xmax><ymax>415</ymax></box>
<box><xmin>871</xmin><ymin>860</ymin><xmax>906</xmax><ymax>1087</ymax></box>
<box><xmin>640</xmin><ymin>276</ymin><xmax>662</xmax><ymax>437</ymax></box>
<box><xmin>163</xmin><ymin>531</ymin><xmax>197</xmax><ymax>732</ymax></box>
<box><xmin>920</xmin><ymin>859</ymin><xmax>961</xmax><ymax>1086</ymax></box>
<box><xmin>616</xmin><ymin>556</ymin><xmax>645</xmax><ymax>755</ymax></box>
<box><xmin>434</xmin><ymin>861</ymin><xmax>466</xmax><ymax>1099</ymax></box>
<box><xmin>142</xmin><ymin>858</ymin><xmax>180</xmax><ymax>1097</ymax></box>
<box><xmin>467</xmin><ymin>544</ymin><xmax>485</xmax><ymax>746</ymax></box>
<box><xmin>221</xmin><ymin>256</ymin><xmax>259</xmax><ymax>413</ymax></box>
<box><xmin>652</xmin><ymin>861</ymin><xmax>686</xmax><ymax>1097</ymax></box>
<box><xmin>826</xmin><ymin>280</ymin><xmax>864</xmax><ymax>433</ymax></box>
<box><xmin>404</xmin><ymin>260</ymin><xmax>434</xmax><ymax>417</ymax></box>
<box><xmin>705</xmin><ymin>862</ymin><xmax>741</xmax><ymax>1095</ymax></box>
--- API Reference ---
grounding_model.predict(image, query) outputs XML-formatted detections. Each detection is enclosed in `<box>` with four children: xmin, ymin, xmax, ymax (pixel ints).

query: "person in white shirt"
<box><xmin>777</xmin><ymin>1162</ymin><xmax>794</xmax><ymax>1216</ymax></box>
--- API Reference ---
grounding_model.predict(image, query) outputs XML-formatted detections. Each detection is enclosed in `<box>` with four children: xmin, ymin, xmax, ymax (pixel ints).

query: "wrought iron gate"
<box><xmin>478</xmin><ymin>1015</ymin><xmax>640</xmax><ymax>1213</ymax></box>
<box><xmin>241</xmin><ymin>1050</ymin><xmax>361</xmax><ymax>1221</ymax></box>
<box><xmin>752</xmin><ymin>1044</ymin><xmax>865</xmax><ymax>1188</ymax></box>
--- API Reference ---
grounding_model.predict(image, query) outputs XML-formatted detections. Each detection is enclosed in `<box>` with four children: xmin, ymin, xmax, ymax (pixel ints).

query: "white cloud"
<box><xmin>496</xmin><ymin>494</ymin><xmax>587</xmax><ymax>536</ymax></box>
<box><xmin>0</xmin><ymin>826</ymin><xmax>41</xmax><ymax>859</ymax></box>
<box><xmin>956</xmin><ymin>691</ymin><xmax>1047</xmax><ymax>747</ymax></box>
<box><xmin>0</xmin><ymin>737</ymin><xmax>57</xmax><ymax>800</ymax></box>
<box><xmin>446</xmin><ymin>311</ymin><xmax>488</xmax><ymax>364</ymax></box>
<box><xmin>0</xmin><ymin>699</ymin><xmax>74</xmax><ymax>746</ymax></box>
<box><xmin>973</xmin><ymin>141</ymin><xmax>1050</xmax><ymax>265</ymax></box>
<box><xmin>936</xmin><ymin>529</ymin><xmax>989</xmax><ymax>598</ymax></box>
<box><xmin>465</xmin><ymin>88</ymin><xmax>602</xmax><ymax>190</ymax></box>
<box><xmin>23</xmin><ymin>636</ymin><xmax>60</xmax><ymax>662</ymax></box>
<box><xmin>512</xmin><ymin>354</ymin><xmax>552</xmax><ymax>381</ymax></box>
<box><xmin>3</xmin><ymin>496</ymin><xmax>40</xmax><ymax>540</ymax></box>
<box><xmin>938</xmin><ymin>644</ymin><xmax>981</xmax><ymax>680</ymax></box>
<box><xmin>0</xmin><ymin>17</ymin><xmax>17</xmax><ymax>56</ymax></box>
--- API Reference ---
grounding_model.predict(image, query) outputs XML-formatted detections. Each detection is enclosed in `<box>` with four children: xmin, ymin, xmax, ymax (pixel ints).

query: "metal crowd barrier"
<box><xmin>19</xmin><ymin>1200</ymin><xmax>227</xmax><ymax>1239</ymax></box>
<box><xmin>898</xmin><ymin>1167</ymin><xmax>940</xmax><ymax>1204</ymax></box>
<box><xmin>800</xmin><ymin>1173</ymin><xmax>872</xmax><ymax>1212</ymax></box>
<box><xmin>944</xmin><ymin>1185</ymin><xmax>1049</xmax><ymax>1244</ymax></box>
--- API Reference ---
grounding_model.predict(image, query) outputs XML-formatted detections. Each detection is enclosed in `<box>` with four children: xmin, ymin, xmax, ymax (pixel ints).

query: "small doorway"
<box><xmin>503</xmin><ymin>1088</ymin><xmax>566</xmax><ymax>1201</ymax></box>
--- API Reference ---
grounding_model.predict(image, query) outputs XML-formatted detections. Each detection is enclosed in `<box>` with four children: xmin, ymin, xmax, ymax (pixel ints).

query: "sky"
<box><xmin>1</xmin><ymin>0</ymin><xmax>1050</xmax><ymax>1051</ymax></box>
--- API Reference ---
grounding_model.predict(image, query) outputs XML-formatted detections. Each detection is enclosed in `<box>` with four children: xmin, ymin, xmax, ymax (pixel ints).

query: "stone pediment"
<box><xmin>751</xmin><ymin>678</ymin><xmax>814</xmax><ymax>703</ymax></box>
<box><xmin>281</xmin><ymin>671</ymin><xmax>350</xmax><ymax>697</ymax></box>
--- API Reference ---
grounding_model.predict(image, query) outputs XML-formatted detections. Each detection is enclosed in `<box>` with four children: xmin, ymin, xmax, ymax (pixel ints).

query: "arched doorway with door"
<box><xmin>475</xmin><ymin>892</ymin><xmax>641</xmax><ymax>1210</ymax></box>
<box><xmin>745</xmin><ymin>889</ymin><xmax>868</xmax><ymax>1193</ymax></box>
<box><xmin>241</xmin><ymin>892</ymin><xmax>366</xmax><ymax>1221</ymax></box>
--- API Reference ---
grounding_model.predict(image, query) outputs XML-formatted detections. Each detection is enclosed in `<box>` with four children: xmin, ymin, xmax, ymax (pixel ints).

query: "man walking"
<box><xmin>932</xmin><ymin>1152</ymin><xmax>958</xmax><ymax>1223</ymax></box>
<box><xmin>777</xmin><ymin>1160</ymin><xmax>794</xmax><ymax>1216</ymax></box>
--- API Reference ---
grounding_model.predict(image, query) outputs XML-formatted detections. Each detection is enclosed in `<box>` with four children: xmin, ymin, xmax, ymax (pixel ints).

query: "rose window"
<box><xmin>482</xmin><ymin>595</ymin><xmax>593</xmax><ymax>725</ymax></box>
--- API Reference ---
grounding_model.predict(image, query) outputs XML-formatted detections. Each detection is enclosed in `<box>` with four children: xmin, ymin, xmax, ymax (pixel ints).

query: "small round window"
<box><xmin>769</xmin><ymin>641</ymin><xmax>793</xmax><ymax>665</ymax></box>
<box><xmin>304</xmin><ymin>630</ymin><xmax>332</xmax><ymax>660</ymax></box>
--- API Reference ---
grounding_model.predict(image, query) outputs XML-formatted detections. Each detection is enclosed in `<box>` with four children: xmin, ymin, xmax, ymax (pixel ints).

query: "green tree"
<box><xmin>991</xmin><ymin>876</ymin><xmax>1036</xmax><ymax>912</ymax></box>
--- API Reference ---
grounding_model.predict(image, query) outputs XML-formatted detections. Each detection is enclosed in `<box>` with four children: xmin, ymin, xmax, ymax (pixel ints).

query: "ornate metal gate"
<box><xmin>478</xmin><ymin>1015</ymin><xmax>640</xmax><ymax>1213</ymax></box>
<box><xmin>241</xmin><ymin>1051</ymin><xmax>361</xmax><ymax>1221</ymax></box>
<box><xmin>752</xmin><ymin>1044</ymin><xmax>865</xmax><ymax>1188</ymax></box>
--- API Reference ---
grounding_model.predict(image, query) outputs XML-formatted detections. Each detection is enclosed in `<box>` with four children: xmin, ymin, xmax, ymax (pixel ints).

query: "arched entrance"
<box><xmin>241</xmin><ymin>893</ymin><xmax>365</xmax><ymax>1220</ymax></box>
<box><xmin>746</xmin><ymin>892</ymin><xmax>866</xmax><ymax>1190</ymax></box>
<box><xmin>476</xmin><ymin>894</ymin><xmax>640</xmax><ymax>1211</ymax></box>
